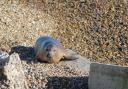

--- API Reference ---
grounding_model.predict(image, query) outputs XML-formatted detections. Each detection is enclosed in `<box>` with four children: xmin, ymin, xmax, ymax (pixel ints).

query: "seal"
<box><xmin>34</xmin><ymin>36</ymin><xmax>77</xmax><ymax>63</ymax></box>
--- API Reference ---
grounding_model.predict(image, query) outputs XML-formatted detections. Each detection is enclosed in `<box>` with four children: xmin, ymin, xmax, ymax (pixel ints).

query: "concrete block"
<box><xmin>89</xmin><ymin>63</ymin><xmax>128</xmax><ymax>89</ymax></box>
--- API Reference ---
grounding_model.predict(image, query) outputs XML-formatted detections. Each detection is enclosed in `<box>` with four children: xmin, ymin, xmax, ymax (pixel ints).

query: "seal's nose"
<box><xmin>47</xmin><ymin>53</ymin><xmax>52</xmax><ymax>58</ymax></box>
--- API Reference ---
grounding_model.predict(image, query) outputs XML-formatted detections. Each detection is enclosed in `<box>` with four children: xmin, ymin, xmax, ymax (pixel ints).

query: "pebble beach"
<box><xmin>0</xmin><ymin>0</ymin><xmax>127</xmax><ymax>89</ymax></box>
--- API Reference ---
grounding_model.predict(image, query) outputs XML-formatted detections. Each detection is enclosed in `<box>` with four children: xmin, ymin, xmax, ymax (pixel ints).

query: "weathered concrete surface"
<box><xmin>0</xmin><ymin>51</ymin><xmax>28</xmax><ymax>89</ymax></box>
<box><xmin>89</xmin><ymin>63</ymin><xmax>128</xmax><ymax>89</ymax></box>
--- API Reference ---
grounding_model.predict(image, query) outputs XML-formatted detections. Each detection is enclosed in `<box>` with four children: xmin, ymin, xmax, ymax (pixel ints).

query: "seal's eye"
<box><xmin>46</xmin><ymin>48</ymin><xmax>49</xmax><ymax>51</ymax></box>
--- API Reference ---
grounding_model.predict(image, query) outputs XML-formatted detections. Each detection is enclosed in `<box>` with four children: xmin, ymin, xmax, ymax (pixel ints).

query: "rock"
<box><xmin>88</xmin><ymin>63</ymin><xmax>128</xmax><ymax>89</ymax></box>
<box><xmin>0</xmin><ymin>51</ymin><xmax>28</xmax><ymax>89</ymax></box>
<box><xmin>0</xmin><ymin>50</ymin><xmax>9</xmax><ymax>60</ymax></box>
<box><xmin>0</xmin><ymin>51</ymin><xmax>9</xmax><ymax>69</ymax></box>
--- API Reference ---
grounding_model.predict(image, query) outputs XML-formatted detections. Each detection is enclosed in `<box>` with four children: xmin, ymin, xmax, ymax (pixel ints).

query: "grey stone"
<box><xmin>0</xmin><ymin>51</ymin><xmax>9</xmax><ymax>68</ymax></box>
<box><xmin>88</xmin><ymin>63</ymin><xmax>128</xmax><ymax>89</ymax></box>
<box><xmin>0</xmin><ymin>52</ymin><xmax>28</xmax><ymax>89</ymax></box>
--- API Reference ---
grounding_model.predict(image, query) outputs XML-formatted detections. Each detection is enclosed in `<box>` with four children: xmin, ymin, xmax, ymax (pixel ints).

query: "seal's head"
<box><xmin>38</xmin><ymin>43</ymin><xmax>64</xmax><ymax>63</ymax></box>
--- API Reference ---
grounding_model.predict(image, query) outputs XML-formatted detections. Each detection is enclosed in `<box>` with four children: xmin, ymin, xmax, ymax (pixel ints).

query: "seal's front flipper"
<box><xmin>63</xmin><ymin>49</ymin><xmax>78</xmax><ymax>60</ymax></box>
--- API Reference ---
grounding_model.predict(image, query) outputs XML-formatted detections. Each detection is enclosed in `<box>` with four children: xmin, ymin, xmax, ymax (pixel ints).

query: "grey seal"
<box><xmin>34</xmin><ymin>36</ymin><xmax>77</xmax><ymax>63</ymax></box>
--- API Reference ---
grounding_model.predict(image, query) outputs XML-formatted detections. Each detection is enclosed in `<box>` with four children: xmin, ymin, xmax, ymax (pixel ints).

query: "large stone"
<box><xmin>0</xmin><ymin>51</ymin><xmax>28</xmax><ymax>89</ymax></box>
<box><xmin>88</xmin><ymin>63</ymin><xmax>128</xmax><ymax>89</ymax></box>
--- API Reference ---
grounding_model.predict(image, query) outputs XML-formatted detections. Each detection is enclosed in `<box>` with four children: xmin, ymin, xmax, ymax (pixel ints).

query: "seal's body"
<box><xmin>35</xmin><ymin>36</ymin><xmax>66</xmax><ymax>63</ymax></box>
<box><xmin>35</xmin><ymin>36</ymin><xmax>77</xmax><ymax>63</ymax></box>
